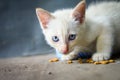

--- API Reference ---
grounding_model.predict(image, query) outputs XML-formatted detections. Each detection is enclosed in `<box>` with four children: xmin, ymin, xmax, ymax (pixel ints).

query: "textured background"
<box><xmin>0</xmin><ymin>0</ymin><xmax>119</xmax><ymax>58</ymax></box>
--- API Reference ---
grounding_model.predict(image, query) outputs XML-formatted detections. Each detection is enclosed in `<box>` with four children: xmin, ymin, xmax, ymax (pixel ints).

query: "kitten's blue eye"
<box><xmin>52</xmin><ymin>36</ymin><xmax>59</xmax><ymax>42</ymax></box>
<box><xmin>69</xmin><ymin>34</ymin><xmax>76</xmax><ymax>41</ymax></box>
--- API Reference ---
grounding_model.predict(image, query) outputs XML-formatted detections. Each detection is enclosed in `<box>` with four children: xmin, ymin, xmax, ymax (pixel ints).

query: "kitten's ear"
<box><xmin>36</xmin><ymin>8</ymin><xmax>54</xmax><ymax>29</ymax></box>
<box><xmin>72</xmin><ymin>0</ymin><xmax>86</xmax><ymax>24</ymax></box>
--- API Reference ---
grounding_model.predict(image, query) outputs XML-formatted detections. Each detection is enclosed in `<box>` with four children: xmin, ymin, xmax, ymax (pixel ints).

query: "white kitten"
<box><xmin>36</xmin><ymin>1</ymin><xmax>120</xmax><ymax>61</ymax></box>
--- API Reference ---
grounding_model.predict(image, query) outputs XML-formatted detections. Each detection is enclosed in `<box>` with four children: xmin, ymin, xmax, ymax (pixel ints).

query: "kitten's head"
<box><xmin>36</xmin><ymin>1</ymin><xmax>86</xmax><ymax>54</ymax></box>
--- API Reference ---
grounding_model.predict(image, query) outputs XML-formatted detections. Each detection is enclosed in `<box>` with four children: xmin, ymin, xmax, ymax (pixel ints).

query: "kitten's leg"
<box><xmin>92</xmin><ymin>29</ymin><xmax>114</xmax><ymax>61</ymax></box>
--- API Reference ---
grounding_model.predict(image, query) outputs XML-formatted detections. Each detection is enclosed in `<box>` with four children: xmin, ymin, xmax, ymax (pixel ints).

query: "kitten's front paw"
<box><xmin>61</xmin><ymin>55</ymin><xmax>74</xmax><ymax>61</ymax></box>
<box><xmin>92</xmin><ymin>53</ymin><xmax>110</xmax><ymax>61</ymax></box>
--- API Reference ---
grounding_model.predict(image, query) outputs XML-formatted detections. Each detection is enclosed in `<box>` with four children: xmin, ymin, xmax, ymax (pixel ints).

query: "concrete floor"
<box><xmin>0</xmin><ymin>54</ymin><xmax>120</xmax><ymax>80</ymax></box>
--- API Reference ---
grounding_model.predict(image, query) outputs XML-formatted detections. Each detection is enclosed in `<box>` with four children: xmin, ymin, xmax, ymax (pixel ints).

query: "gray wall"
<box><xmin>0</xmin><ymin>0</ymin><xmax>81</xmax><ymax>58</ymax></box>
<box><xmin>0</xmin><ymin>0</ymin><xmax>119</xmax><ymax>58</ymax></box>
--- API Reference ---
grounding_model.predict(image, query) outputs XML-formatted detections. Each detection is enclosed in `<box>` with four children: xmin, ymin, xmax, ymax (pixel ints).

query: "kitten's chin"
<box><xmin>62</xmin><ymin>52</ymin><xmax>69</xmax><ymax>55</ymax></box>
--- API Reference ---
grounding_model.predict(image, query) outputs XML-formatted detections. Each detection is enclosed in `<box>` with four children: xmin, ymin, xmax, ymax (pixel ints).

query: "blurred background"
<box><xmin>0</xmin><ymin>0</ymin><xmax>119</xmax><ymax>58</ymax></box>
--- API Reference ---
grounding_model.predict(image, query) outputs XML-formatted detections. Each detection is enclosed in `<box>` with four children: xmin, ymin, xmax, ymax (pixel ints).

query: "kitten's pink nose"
<box><xmin>62</xmin><ymin>49</ymin><xmax>68</xmax><ymax>54</ymax></box>
<box><xmin>61</xmin><ymin>45</ymin><xmax>68</xmax><ymax>54</ymax></box>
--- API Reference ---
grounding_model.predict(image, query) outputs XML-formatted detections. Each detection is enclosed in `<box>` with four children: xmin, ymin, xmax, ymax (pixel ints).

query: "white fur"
<box><xmin>38</xmin><ymin>1</ymin><xmax>120</xmax><ymax>61</ymax></box>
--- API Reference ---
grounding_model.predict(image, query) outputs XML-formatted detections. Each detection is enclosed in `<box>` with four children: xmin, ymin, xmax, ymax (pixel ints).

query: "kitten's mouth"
<box><xmin>61</xmin><ymin>50</ymin><xmax>71</xmax><ymax>55</ymax></box>
<box><xmin>59</xmin><ymin>50</ymin><xmax>69</xmax><ymax>55</ymax></box>
<box><xmin>61</xmin><ymin>51</ymin><xmax>69</xmax><ymax>55</ymax></box>
<box><xmin>62</xmin><ymin>52</ymin><xmax>69</xmax><ymax>55</ymax></box>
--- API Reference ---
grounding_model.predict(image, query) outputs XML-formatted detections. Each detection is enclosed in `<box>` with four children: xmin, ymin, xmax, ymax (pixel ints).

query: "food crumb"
<box><xmin>78</xmin><ymin>58</ymin><xmax>82</xmax><ymax>64</ymax></box>
<box><xmin>49</xmin><ymin>58</ymin><xmax>59</xmax><ymax>62</ymax></box>
<box><xmin>24</xmin><ymin>65</ymin><xmax>28</xmax><ymax>68</ymax></box>
<box><xmin>48</xmin><ymin>57</ymin><xmax>115</xmax><ymax>65</ymax></box>
<box><xmin>48</xmin><ymin>72</ymin><xmax>52</xmax><ymax>75</ymax></box>
<box><xmin>8</xmin><ymin>69</ymin><xmax>11</xmax><ymax>72</ymax></box>
<box><xmin>67</xmin><ymin>60</ymin><xmax>73</xmax><ymax>64</ymax></box>
<box><xmin>100</xmin><ymin>61</ymin><xmax>109</xmax><ymax>64</ymax></box>
<box><xmin>108</xmin><ymin>60</ymin><xmax>115</xmax><ymax>63</ymax></box>
<box><xmin>94</xmin><ymin>62</ymin><xmax>100</xmax><ymax>65</ymax></box>
<box><xmin>86</xmin><ymin>58</ymin><xmax>94</xmax><ymax>63</ymax></box>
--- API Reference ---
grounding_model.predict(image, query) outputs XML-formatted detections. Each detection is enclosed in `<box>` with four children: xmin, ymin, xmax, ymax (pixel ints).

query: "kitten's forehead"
<box><xmin>49</xmin><ymin>19</ymin><xmax>79</xmax><ymax>35</ymax></box>
<box><xmin>46</xmin><ymin>9</ymin><xmax>80</xmax><ymax>40</ymax></box>
<box><xmin>48</xmin><ymin>19</ymin><xmax>68</xmax><ymax>36</ymax></box>
<box><xmin>51</xmin><ymin>9</ymin><xmax>74</xmax><ymax>27</ymax></box>
<box><xmin>49</xmin><ymin>9</ymin><xmax>78</xmax><ymax>32</ymax></box>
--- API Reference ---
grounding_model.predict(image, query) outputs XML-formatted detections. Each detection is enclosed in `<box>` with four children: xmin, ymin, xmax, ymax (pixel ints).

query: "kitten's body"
<box><xmin>36</xmin><ymin>1</ymin><xmax>120</xmax><ymax>61</ymax></box>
